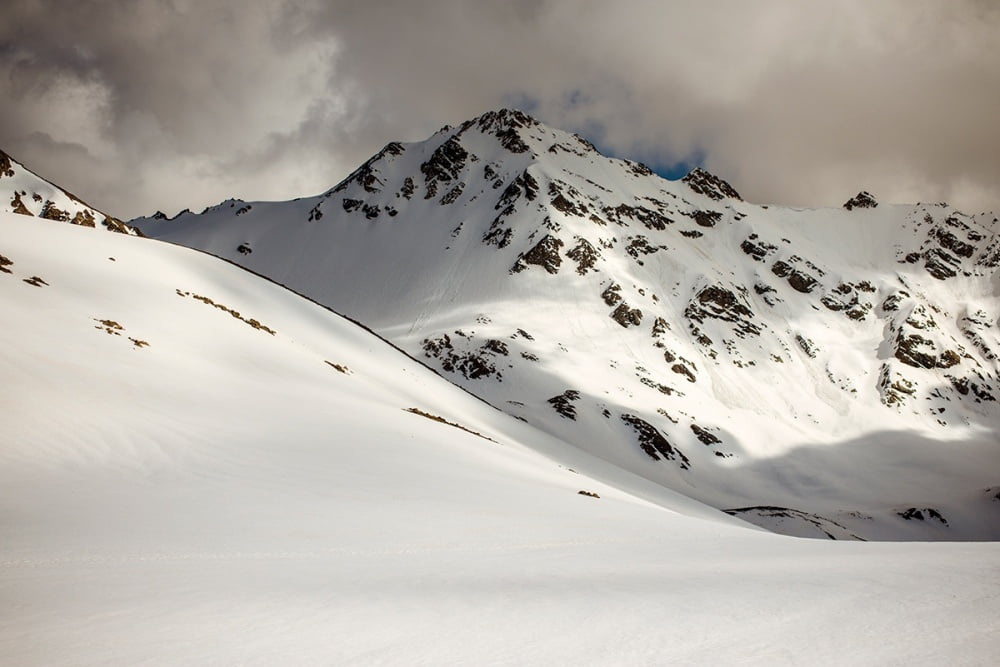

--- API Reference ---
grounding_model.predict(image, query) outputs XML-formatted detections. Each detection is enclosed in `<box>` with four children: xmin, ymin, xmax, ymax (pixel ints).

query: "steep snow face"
<box><xmin>0</xmin><ymin>149</ymin><xmax>138</xmax><ymax>235</ymax></box>
<box><xmin>4</xmin><ymin>212</ymin><xmax>1000</xmax><ymax>666</ymax></box>
<box><xmin>134</xmin><ymin>108</ymin><xmax>1000</xmax><ymax>540</ymax></box>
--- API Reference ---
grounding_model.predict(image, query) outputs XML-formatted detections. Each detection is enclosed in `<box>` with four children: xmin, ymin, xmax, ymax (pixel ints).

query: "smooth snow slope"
<box><xmin>3</xmin><ymin>213</ymin><xmax>998</xmax><ymax>665</ymax></box>
<box><xmin>135</xmin><ymin>109</ymin><xmax>1000</xmax><ymax>541</ymax></box>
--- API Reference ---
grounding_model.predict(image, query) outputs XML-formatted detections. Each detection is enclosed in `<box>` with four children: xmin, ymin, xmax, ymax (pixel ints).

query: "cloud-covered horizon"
<box><xmin>2</xmin><ymin>0</ymin><xmax>998</xmax><ymax>219</ymax></box>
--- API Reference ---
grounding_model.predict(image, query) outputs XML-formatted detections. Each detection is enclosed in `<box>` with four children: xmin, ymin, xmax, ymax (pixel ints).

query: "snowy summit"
<box><xmin>1</xmin><ymin>108</ymin><xmax>998</xmax><ymax>665</ymax></box>
<box><xmin>136</xmin><ymin>108</ymin><xmax>1000</xmax><ymax>542</ymax></box>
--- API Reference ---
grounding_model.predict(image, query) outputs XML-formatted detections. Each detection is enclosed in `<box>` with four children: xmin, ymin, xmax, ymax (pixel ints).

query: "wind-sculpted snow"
<box><xmin>134</xmin><ymin>108</ymin><xmax>1000</xmax><ymax>541</ymax></box>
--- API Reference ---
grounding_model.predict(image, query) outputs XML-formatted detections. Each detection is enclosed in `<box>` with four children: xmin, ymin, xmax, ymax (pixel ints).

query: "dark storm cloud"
<box><xmin>1</xmin><ymin>0</ymin><xmax>997</xmax><ymax>218</ymax></box>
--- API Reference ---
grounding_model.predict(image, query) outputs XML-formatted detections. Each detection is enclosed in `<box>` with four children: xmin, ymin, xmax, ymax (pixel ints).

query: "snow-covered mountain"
<box><xmin>0</xmin><ymin>148</ymin><xmax>138</xmax><ymax>235</ymax></box>
<box><xmin>3</xmin><ymin>211</ymin><xmax>998</xmax><ymax>665</ymax></box>
<box><xmin>135</xmin><ymin>108</ymin><xmax>1000</xmax><ymax>541</ymax></box>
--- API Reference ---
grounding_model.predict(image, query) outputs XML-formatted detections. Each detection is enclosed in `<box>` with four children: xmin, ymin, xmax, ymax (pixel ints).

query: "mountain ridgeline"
<box><xmin>0</xmin><ymin>149</ymin><xmax>138</xmax><ymax>235</ymax></box>
<box><xmin>120</xmin><ymin>108</ymin><xmax>999</xmax><ymax>540</ymax></box>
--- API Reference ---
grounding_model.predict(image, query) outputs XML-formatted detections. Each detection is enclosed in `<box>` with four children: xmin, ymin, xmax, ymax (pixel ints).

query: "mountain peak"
<box><xmin>456</xmin><ymin>107</ymin><xmax>544</xmax><ymax>155</ymax></box>
<box><xmin>682</xmin><ymin>167</ymin><xmax>742</xmax><ymax>201</ymax></box>
<box><xmin>133</xmin><ymin>110</ymin><xmax>1000</xmax><ymax>542</ymax></box>
<box><xmin>844</xmin><ymin>191</ymin><xmax>878</xmax><ymax>210</ymax></box>
<box><xmin>472</xmin><ymin>107</ymin><xmax>542</xmax><ymax>133</ymax></box>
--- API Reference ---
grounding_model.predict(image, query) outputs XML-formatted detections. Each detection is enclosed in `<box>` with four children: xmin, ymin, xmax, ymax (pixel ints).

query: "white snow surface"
<box><xmin>3</xmin><ymin>212</ymin><xmax>1000</xmax><ymax>665</ymax></box>
<box><xmin>134</xmin><ymin>109</ymin><xmax>1000</xmax><ymax>541</ymax></box>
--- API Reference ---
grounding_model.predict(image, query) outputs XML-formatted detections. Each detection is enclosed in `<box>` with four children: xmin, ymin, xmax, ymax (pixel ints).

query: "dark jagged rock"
<box><xmin>651</xmin><ymin>317</ymin><xmax>670</xmax><ymax>339</ymax></box>
<box><xmin>70</xmin><ymin>210</ymin><xmax>96</xmax><ymax>227</ymax></box>
<box><xmin>421</xmin><ymin>333</ymin><xmax>506</xmax><ymax>381</ymax></box>
<box><xmin>795</xmin><ymin>334</ymin><xmax>818</xmax><ymax>358</ymax></box>
<box><xmin>625</xmin><ymin>236</ymin><xmax>661</xmax><ymax>263</ymax></box>
<box><xmin>754</xmin><ymin>283</ymin><xmax>781</xmax><ymax>307</ymax></box>
<box><xmin>689</xmin><ymin>210</ymin><xmax>722</xmax><ymax>228</ymax></box>
<box><xmin>771</xmin><ymin>260</ymin><xmax>819</xmax><ymax>293</ymax></box>
<box><xmin>0</xmin><ymin>150</ymin><xmax>14</xmax><ymax>177</ymax></box>
<box><xmin>611</xmin><ymin>303</ymin><xmax>643</xmax><ymax>328</ymax></box>
<box><xmin>307</xmin><ymin>203</ymin><xmax>324</xmax><ymax>222</ymax></box>
<box><xmin>482</xmin><ymin>339</ymin><xmax>509</xmax><ymax>356</ymax></box>
<box><xmin>485</xmin><ymin>172</ymin><xmax>539</xmax><ymax>248</ymax></box>
<box><xmin>511</xmin><ymin>235</ymin><xmax>564</xmax><ymax>274</ymax></box>
<box><xmin>882</xmin><ymin>292</ymin><xmax>908</xmax><ymax>312</ymax></box>
<box><xmin>440</xmin><ymin>183</ymin><xmax>464</xmax><ymax>205</ymax></box>
<box><xmin>904</xmin><ymin>306</ymin><xmax>937</xmax><ymax>330</ymax></box>
<box><xmin>620</xmin><ymin>414</ymin><xmax>690</xmax><ymax>468</ymax></box>
<box><xmin>844</xmin><ymin>191</ymin><xmax>878</xmax><ymax>210</ymax></box>
<box><xmin>604</xmin><ymin>203</ymin><xmax>672</xmax><ymax>230</ymax></box>
<box><xmin>685</xmin><ymin>285</ymin><xmax>761</xmax><ymax>337</ymax></box>
<box><xmin>601</xmin><ymin>283</ymin><xmax>622</xmax><ymax>307</ymax></box>
<box><xmin>625</xmin><ymin>160</ymin><xmax>654</xmax><ymax>177</ymax></box>
<box><xmin>357</xmin><ymin>164</ymin><xmax>384</xmax><ymax>194</ymax></box>
<box><xmin>40</xmin><ymin>201</ymin><xmax>69</xmax><ymax>222</ymax></box>
<box><xmin>924</xmin><ymin>248</ymin><xmax>960</xmax><ymax>280</ymax></box>
<box><xmin>741</xmin><ymin>236</ymin><xmax>777</xmax><ymax>262</ymax></box>
<box><xmin>936</xmin><ymin>229</ymin><xmax>975</xmax><ymax>258</ymax></box>
<box><xmin>671</xmin><ymin>364</ymin><xmax>696</xmax><ymax>382</ymax></box>
<box><xmin>787</xmin><ymin>270</ymin><xmax>818</xmax><ymax>293</ymax></box>
<box><xmin>420</xmin><ymin>137</ymin><xmax>469</xmax><ymax>199</ymax></box>
<box><xmin>549</xmin><ymin>181</ymin><xmax>588</xmax><ymax>216</ymax></box>
<box><xmin>483</xmin><ymin>218</ymin><xmax>513</xmax><ymax>248</ymax></box>
<box><xmin>770</xmin><ymin>260</ymin><xmax>791</xmax><ymax>278</ymax></box>
<box><xmin>567</xmin><ymin>237</ymin><xmax>600</xmax><ymax>275</ymax></box>
<box><xmin>960</xmin><ymin>311</ymin><xmax>999</xmax><ymax>361</ymax></box>
<box><xmin>400</xmin><ymin>177</ymin><xmax>415</xmax><ymax>199</ymax></box>
<box><xmin>639</xmin><ymin>377</ymin><xmax>674</xmax><ymax>395</ymax></box>
<box><xmin>821</xmin><ymin>284</ymin><xmax>856</xmax><ymax>312</ymax></box>
<box><xmin>879</xmin><ymin>364</ymin><xmax>916</xmax><ymax>406</ymax></box>
<box><xmin>101</xmin><ymin>216</ymin><xmax>137</xmax><ymax>235</ymax></box>
<box><xmin>895</xmin><ymin>332</ymin><xmax>938</xmax><ymax>369</ymax></box>
<box><xmin>476</xmin><ymin>108</ymin><xmax>538</xmax><ymax>131</ymax></box>
<box><xmin>498</xmin><ymin>171</ymin><xmax>540</xmax><ymax>210</ymax></box>
<box><xmin>937</xmin><ymin>350</ymin><xmax>961</xmax><ymax>369</ymax></box>
<box><xmin>547</xmin><ymin>390</ymin><xmax>581</xmax><ymax>419</ymax></box>
<box><xmin>898</xmin><ymin>508</ymin><xmax>948</xmax><ymax>525</ymax></box>
<box><xmin>947</xmin><ymin>374</ymin><xmax>996</xmax><ymax>402</ymax></box>
<box><xmin>682</xmin><ymin>167</ymin><xmax>742</xmax><ymax>201</ymax></box>
<box><xmin>9</xmin><ymin>193</ymin><xmax>32</xmax><ymax>216</ymax></box>
<box><xmin>691</xmin><ymin>424</ymin><xmax>722</xmax><ymax>445</ymax></box>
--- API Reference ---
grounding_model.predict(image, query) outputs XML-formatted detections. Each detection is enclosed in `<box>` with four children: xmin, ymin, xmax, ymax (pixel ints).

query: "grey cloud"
<box><xmin>0</xmin><ymin>0</ymin><xmax>997</xmax><ymax>218</ymax></box>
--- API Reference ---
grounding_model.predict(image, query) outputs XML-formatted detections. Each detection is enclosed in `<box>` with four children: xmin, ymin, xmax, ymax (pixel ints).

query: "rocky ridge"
<box><xmin>133</xmin><ymin>108</ymin><xmax>1000</xmax><ymax>540</ymax></box>
<box><xmin>0</xmin><ymin>149</ymin><xmax>138</xmax><ymax>235</ymax></box>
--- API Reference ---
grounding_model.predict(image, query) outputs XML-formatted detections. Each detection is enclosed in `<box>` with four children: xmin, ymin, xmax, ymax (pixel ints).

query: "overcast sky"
<box><xmin>2</xmin><ymin>0</ymin><xmax>998</xmax><ymax>219</ymax></box>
